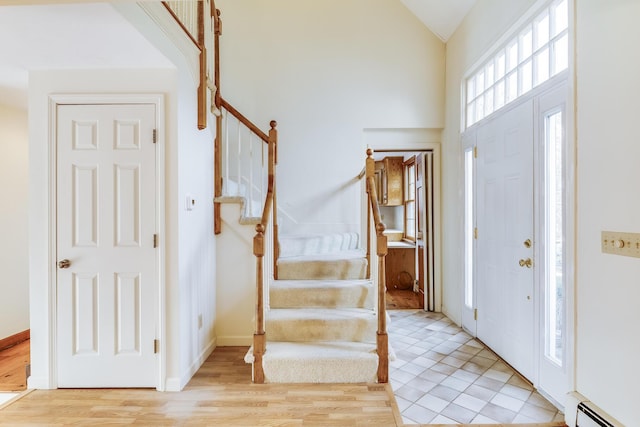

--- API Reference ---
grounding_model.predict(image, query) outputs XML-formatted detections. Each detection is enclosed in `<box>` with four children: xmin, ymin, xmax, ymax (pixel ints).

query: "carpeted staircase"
<box><xmin>245</xmin><ymin>233</ymin><xmax>389</xmax><ymax>383</ymax></box>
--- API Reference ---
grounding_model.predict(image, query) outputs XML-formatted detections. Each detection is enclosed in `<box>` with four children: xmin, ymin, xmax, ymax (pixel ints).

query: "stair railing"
<box><xmin>162</xmin><ymin>0</ymin><xmax>209</xmax><ymax>130</ymax></box>
<box><xmin>219</xmin><ymin>98</ymin><xmax>269</xmax><ymax>219</ymax></box>
<box><xmin>364</xmin><ymin>148</ymin><xmax>389</xmax><ymax>383</ymax></box>
<box><xmin>252</xmin><ymin>121</ymin><xmax>278</xmax><ymax>383</ymax></box>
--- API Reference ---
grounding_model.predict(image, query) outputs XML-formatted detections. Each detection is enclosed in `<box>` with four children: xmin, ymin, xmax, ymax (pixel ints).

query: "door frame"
<box><xmin>364</xmin><ymin>142</ymin><xmax>442</xmax><ymax>312</ymax></box>
<box><xmin>46</xmin><ymin>94</ymin><xmax>166</xmax><ymax>390</ymax></box>
<box><xmin>460</xmin><ymin>76</ymin><xmax>575</xmax><ymax>405</ymax></box>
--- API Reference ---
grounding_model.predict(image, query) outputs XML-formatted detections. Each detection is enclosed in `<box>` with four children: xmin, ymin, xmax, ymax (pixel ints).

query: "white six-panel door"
<box><xmin>476</xmin><ymin>100</ymin><xmax>535</xmax><ymax>380</ymax></box>
<box><xmin>56</xmin><ymin>104</ymin><xmax>157</xmax><ymax>387</ymax></box>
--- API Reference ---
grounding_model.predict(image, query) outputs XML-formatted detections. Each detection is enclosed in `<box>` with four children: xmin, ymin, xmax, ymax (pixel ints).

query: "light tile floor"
<box><xmin>388</xmin><ymin>309</ymin><xmax>565</xmax><ymax>425</ymax></box>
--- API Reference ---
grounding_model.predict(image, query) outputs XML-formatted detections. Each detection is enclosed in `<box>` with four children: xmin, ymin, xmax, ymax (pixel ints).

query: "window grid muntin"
<box><xmin>465</xmin><ymin>0</ymin><xmax>568</xmax><ymax>128</ymax></box>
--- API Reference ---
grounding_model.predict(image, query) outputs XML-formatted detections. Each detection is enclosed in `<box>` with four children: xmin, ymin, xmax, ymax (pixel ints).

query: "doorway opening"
<box><xmin>372</xmin><ymin>150</ymin><xmax>437</xmax><ymax>311</ymax></box>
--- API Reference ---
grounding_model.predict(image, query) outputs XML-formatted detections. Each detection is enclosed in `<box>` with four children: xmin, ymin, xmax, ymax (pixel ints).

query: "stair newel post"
<box><xmin>253</xmin><ymin>223</ymin><xmax>266</xmax><ymax>384</ymax></box>
<box><xmin>213</xmin><ymin>6</ymin><xmax>223</xmax><ymax>234</ymax></box>
<box><xmin>376</xmin><ymin>223</ymin><xmax>389</xmax><ymax>383</ymax></box>
<box><xmin>269</xmin><ymin>121</ymin><xmax>279</xmax><ymax>279</ymax></box>
<box><xmin>365</xmin><ymin>148</ymin><xmax>389</xmax><ymax>383</ymax></box>
<box><xmin>196</xmin><ymin>0</ymin><xmax>207</xmax><ymax>130</ymax></box>
<box><xmin>365</xmin><ymin>149</ymin><xmax>375</xmax><ymax>279</ymax></box>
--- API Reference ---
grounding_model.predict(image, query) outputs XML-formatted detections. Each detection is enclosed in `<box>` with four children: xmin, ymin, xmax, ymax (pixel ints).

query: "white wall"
<box><xmin>574</xmin><ymin>1</ymin><xmax>640</xmax><ymax>425</ymax></box>
<box><xmin>0</xmin><ymin>104</ymin><xmax>29</xmax><ymax>340</ymax></box>
<box><xmin>215</xmin><ymin>203</ymin><xmax>257</xmax><ymax>346</ymax></box>
<box><xmin>217</xmin><ymin>0</ymin><xmax>445</xmax><ymax>235</ymax></box>
<box><xmin>28</xmin><ymin>61</ymin><xmax>217</xmax><ymax>391</ymax></box>
<box><xmin>444</xmin><ymin>0</ymin><xmax>639</xmax><ymax>424</ymax></box>
<box><xmin>175</xmin><ymin>71</ymin><xmax>217</xmax><ymax>388</ymax></box>
<box><xmin>441</xmin><ymin>0</ymin><xmax>536</xmax><ymax>323</ymax></box>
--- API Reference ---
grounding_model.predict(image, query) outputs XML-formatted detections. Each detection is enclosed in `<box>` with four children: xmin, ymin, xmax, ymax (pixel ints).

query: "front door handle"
<box><xmin>58</xmin><ymin>259</ymin><xmax>71</xmax><ymax>269</ymax></box>
<box><xmin>518</xmin><ymin>258</ymin><xmax>532</xmax><ymax>268</ymax></box>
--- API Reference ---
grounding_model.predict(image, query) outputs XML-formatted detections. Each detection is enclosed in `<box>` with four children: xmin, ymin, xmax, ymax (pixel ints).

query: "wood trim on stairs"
<box><xmin>0</xmin><ymin>330</ymin><xmax>30</xmax><ymax>352</ymax></box>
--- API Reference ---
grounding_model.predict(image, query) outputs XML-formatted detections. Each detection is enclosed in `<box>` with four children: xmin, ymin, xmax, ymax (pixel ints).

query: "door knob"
<box><xmin>523</xmin><ymin>239</ymin><xmax>532</xmax><ymax>248</ymax></box>
<box><xmin>518</xmin><ymin>258</ymin><xmax>532</xmax><ymax>268</ymax></box>
<box><xmin>58</xmin><ymin>259</ymin><xmax>71</xmax><ymax>269</ymax></box>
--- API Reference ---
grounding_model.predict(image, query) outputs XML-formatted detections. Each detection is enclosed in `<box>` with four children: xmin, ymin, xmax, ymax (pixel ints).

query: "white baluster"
<box><xmin>261</xmin><ymin>138</ymin><xmax>265</xmax><ymax>204</ymax></box>
<box><xmin>249</xmin><ymin>134</ymin><xmax>254</xmax><ymax>217</ymax></box>
<box><xmin>224</xmin><ymin>109</ymin><xmax>229</xmax><ymax>195</ymax></box>
<box><xmin>237</xmin><ymin>120</ymin><xmax>242</xmax><ymax>198</ymax></box>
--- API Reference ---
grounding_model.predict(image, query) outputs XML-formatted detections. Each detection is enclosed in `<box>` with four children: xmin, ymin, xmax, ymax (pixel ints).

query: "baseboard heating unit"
<box><xmin>565</xmin><ymin>392</ymin><xmax>624</xmax><ymax>427</ymax></box>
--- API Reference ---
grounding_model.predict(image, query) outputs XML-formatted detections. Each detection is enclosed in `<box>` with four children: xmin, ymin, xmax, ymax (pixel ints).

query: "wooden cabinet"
<box><xmin>385</xmin><ymin>246</ymin><xmax>415</xmax><ymax>290</ymax></box>
<box><xmin>375</xmin><ymin>156</ymin><xmax>403</xmax><ymax>206</ymax></box>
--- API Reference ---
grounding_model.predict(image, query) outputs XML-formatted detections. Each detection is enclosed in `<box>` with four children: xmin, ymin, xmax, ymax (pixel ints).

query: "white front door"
<box><xmin>56</xmin><ymin>103</ymin><xmax>158</xmax><ymax>388</ymax></box>
<box><xmin>476</xmin><ymin>100</ymin><xmax>535</xmax><ymax>380</ymax></box>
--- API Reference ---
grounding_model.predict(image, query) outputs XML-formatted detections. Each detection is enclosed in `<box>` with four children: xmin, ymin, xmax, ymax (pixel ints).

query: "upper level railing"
<box><xmin>162</xmin><ymin>1</ymin><xmax>277</xmax><ymax>239</ymax></box>
<box><xmin>162</xmin><ymin>0</ymin><xmax>210</xmax><ymax>130</ymax></box>
<box><xmin>363</xmin><ymin>148</ymin><xmax>389</xmax><ymax>384</ymax></box>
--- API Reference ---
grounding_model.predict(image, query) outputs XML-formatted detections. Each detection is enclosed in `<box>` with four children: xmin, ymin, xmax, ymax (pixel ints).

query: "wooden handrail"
<box><xmin>161</xmin><ymin>2</ymin><xmax>201</xmax><ymax>48</ymax></box>
<box><xmin>365</xmin><ymin>148</ymin><xmax>389</xmax><ymax>384</ymax></box>
<box><xmin>220</xmin><ymin>98</ymin><xmax>270</xmax><ymax>143</ymax></box>
<box><xmin>252</xmin><ymin>120</ymin><xmax>278</xmax><ymax>383</ymax></box>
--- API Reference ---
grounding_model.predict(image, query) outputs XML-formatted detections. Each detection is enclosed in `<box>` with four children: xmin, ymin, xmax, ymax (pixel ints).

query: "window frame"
<box><xmin>403</xmin><ymin>156</ymin><xmax>416</xmax><ymax>242</ymax></box>
<box><xmin>465</xmin><ymin>0</ymin><xmax>568</xmax><ymax>128</ymax></box>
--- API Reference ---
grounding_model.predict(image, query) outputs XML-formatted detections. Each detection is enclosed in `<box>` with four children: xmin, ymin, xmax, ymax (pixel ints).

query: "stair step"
<box><xmin>266</xmin><ymin>308</ymin><xmax>377</xmax><ymax>343</ymax></box>
<box><xmin>277</xmin><ymin>251</ymin><xmax>368</xmax><ymax>280</ymax></box>
<box><xmin>270</xmin><ymin>279</ymin><xmax>374</xmax><ymax>309</ymax></box>
<box><xmin>278</xmin><ymin>232</ymin><xmax>360</xmax><ymax>258</ymax></box>
<box><xmin>257</xmin><ymin>341</ymin><xmax>379</xmax><ymax>383</ymax></box>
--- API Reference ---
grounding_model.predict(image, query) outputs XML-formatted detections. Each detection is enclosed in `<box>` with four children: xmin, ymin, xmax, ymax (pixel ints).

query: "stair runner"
<box><xmin>245</xmin><ymin>233</ymin><xmax>390</xmax><ymax>383</ymax></box>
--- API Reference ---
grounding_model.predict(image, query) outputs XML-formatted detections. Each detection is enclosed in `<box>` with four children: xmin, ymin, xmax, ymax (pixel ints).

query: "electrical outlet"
<box><xmin>602</xmin><ymin>231</ymin><xmax>640</xmax><ymax>258</ymax></box>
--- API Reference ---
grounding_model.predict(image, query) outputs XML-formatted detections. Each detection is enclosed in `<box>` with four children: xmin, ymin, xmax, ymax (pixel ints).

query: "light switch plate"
<box><xmin>601</xmin><ymin>231</ymin><xmax>640</xmax><ymax>258</ymax></box>
<box><xmin>186</xmin><ymin>194</ymin><xmax>196</xmax><ymax>211</ymax></box>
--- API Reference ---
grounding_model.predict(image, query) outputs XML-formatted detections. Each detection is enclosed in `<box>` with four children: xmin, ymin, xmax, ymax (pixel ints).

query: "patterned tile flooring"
<box><xmin>388</xmin><ymin>309</ymin><xmax>565</xmax><ymax>425</ymax></box>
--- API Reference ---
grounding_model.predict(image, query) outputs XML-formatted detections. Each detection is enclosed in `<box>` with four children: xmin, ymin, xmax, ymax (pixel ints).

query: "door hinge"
<box><xmin>153</xmin><ymin>234</ymin><xmax>158</xmax><ymax>248</ymax></box>
<box><xmin>152</xmin><ymin>129</ymin><xmax>157</xmax><ymax>144</ymax></box>
<box><xmin>473</xmin><ymin>146</ymin><xmax>477</xmax><ymax>158</ymax></box>
<box><xmin>154</xmin><ymin>339</ymin><xmax>159</xmax><ymax>354</ymax></box>
<box><xmin>474</xmin><ymin>308</ymin><xmax>478</xmax><ymax>320</ymax></box>
<box><xmin>474</xmin><ymin>227</ymin><xmax>478</xmax><ymax>239</ymax></box>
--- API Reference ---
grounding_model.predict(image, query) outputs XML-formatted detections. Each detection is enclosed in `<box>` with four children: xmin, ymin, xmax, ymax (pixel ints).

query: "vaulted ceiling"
<box><xmin>400</xmin><ymin>0</ymin><xmax>476</xmax><ymax>42</ymax></box>
<box><xmin>0</xmin><ymin>1</ymin><xmax>476</xmax><ymax>109</ymax></box>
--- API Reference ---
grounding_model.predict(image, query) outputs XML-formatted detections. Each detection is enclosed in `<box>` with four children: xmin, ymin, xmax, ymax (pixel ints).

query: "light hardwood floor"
<box><xmin>0</xmin><ymin>345</ymin><xmax>566</xmax><ymax>426</ymax></box>
<box><xmin>0</xmin><ymin>339</ymin><xmax>29</xmax><ymax>392</ymax></box>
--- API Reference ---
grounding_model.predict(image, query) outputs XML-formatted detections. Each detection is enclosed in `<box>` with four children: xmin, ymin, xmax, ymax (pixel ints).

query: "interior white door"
<box><xmin>56</xmin><ymin>103</ymin><xmax>157</xmax><ymax>387</ymax></box>
<box><xmin>476</xmin><ymin>100</ymin><xmax>535</xmax><ymax>380</ymax></box>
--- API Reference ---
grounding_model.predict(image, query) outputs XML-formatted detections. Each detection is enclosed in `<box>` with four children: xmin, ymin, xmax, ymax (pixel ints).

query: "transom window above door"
<box><xmin>465</xmin><ymin>0</ymin><xmax>568</xmax><ymax>128</ymax></box>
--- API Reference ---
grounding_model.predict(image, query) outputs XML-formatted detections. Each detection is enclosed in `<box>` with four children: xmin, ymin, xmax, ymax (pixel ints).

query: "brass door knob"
<box><xmin>58</xmin><ymin>259</ymin><xmax>71</xmax><ymax>269</ymax></box>
<box><xmin>523</xmin><ymin>239</ymin><xmax>532</xmax><ymax>248</ymax></box>
<box><xmin>518</xmin><ymin>258</ymin><xmax>532</xmax><ymax>268</ymax></box>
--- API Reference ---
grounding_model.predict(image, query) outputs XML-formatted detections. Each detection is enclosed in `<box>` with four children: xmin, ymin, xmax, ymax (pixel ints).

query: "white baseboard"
<box><xmin>165</xmin><ymin>337</ymin><xmax>217</xmax><ymax>392</ymax></box>
<box><xmin>216</xmin><ymin>335</ymin><xmax>252</xmax><ymax>346</ymax></box>
<box><xmin>26</xmin><ymin>376</ymin><xmax>53</xmax><ymax>390</ymax></box>
<box><xmin>164</xmin><ymin>377</ymin><xmax>182</xmax><ymax>392</ymax></box>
